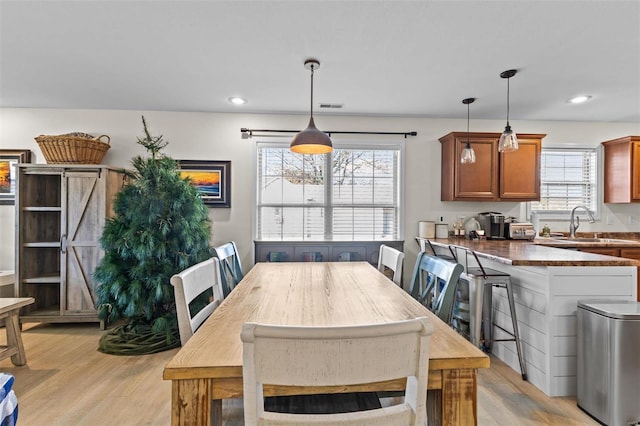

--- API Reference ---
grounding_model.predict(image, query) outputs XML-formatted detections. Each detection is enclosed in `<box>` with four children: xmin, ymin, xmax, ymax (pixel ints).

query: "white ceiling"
<box><xmin>1</xmin><ymin>1</ymin><xmax>639</xmax><ymax>122</ymax></box>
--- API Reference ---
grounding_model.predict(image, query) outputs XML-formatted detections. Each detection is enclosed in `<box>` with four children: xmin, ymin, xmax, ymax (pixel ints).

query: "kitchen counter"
<box><xmin>533</xmin><ymin>237</ymin><xmax>640</xmax><ymax>249</ymax></box>
<box><xmin>416</xmin><ymin>236</ymin><xmax>638</xmax><ymax>398</ymax></box>
<box><xmin>418</xmin><ymin>238</ymin><xmax>640</xmax><ymax>396</ymax></box>
<box><xmin>422</xmin><ymin>237</ymin><xmax>640</xmax><ymax>266</ymax></box>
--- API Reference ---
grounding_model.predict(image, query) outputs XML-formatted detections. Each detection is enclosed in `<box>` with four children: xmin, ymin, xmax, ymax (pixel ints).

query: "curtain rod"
<box><xmin>240</xmin><ymin>128</ymin><xmax>417</xmax><ymax>139</ymax></box>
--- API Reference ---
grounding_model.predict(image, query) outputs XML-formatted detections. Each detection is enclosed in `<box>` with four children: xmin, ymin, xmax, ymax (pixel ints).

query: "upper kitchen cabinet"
<box><xmin>602</xmin><ymin>136</ymin><xmax>640</xmax><ymax>203</ymax></box>
<box><xmin>439</xmin><ymin>132</ymin><xmax>545</xmax><ymax>201</ymax></box>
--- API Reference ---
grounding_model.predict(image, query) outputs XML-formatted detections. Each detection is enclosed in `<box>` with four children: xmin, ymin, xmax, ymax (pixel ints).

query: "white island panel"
<box><xmin>460</xmin><ymin>256</ymin><xmax>636</xmax><ymax>397</ymax></box>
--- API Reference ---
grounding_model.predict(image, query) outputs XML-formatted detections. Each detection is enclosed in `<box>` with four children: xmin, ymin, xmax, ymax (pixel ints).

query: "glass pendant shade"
<box><xmin>460</xmin><ymin>97</ymin><xmax>476</xmax><ymax>164</ymax></box>
<box><xmin>498</xmin><ymin>69</ymin><xmax>518</xmax><ymax>153</ymax></box>
<box><xmin>290</xmin><ymin>59</ymin><xmax>333</xmax><ymax>154</ymax></box>
<box><xmin>461</xmin><ymin>141</ymin><xmax>476</xmax><ymax>163</ymax></box>
<box><xmin>498</xmin><ymin>124</ymin><xmax>519</xmax><ymax>152</ymax></box>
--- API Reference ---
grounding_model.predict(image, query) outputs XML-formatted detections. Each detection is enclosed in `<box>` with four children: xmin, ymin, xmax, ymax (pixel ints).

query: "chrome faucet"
<box><xmin>569</xmin><ymin>205</ymin><xmax>596</xmax><ymax>238</ymax></box>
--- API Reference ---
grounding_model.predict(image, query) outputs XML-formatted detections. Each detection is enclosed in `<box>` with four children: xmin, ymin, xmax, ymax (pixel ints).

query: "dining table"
<box><xmin>163</xmin><ymin>261</ymin><xmax>490</xmax><ymax>425</ymax></box>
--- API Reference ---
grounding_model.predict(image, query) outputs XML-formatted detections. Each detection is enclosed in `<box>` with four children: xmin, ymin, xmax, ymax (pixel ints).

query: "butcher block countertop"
<box><xmin>423</xmin><ymin>237</ymin><xmax>640</xmax><ymax>267</ymax></box>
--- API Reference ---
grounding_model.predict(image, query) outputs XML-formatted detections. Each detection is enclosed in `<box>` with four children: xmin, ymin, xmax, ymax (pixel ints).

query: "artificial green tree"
<box><xmin>94</xmin><ymin>116</ymin><xmax>211</xmax><ymax>354</ymax></box>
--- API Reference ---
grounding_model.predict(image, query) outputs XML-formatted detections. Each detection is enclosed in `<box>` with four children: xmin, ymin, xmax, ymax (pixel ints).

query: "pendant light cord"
<box><xmin>467</xmin><ymin>101</ymin><xmax>470</xmax><ymax>144</ymax></box>
<box><xmin>506</xmin><ymin>76</ymin><xmax>510</xmax><ymax>126</ymax></box>
<box><xmin>310</xmin><ymin>63</ymin><xmax>315</xmax><ymax>119</ymax></box>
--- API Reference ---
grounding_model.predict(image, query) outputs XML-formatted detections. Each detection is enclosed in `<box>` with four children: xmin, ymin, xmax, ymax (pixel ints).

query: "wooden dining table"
<box><xmin>163</xmin><ymin>261</ymin><xmax>490</xmax><ymax>425</ymax></box>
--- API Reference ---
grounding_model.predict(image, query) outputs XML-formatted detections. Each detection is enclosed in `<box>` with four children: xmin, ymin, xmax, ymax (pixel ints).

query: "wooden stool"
<box><xmin>0</xmin><ymin>297</ymin><xmax>35</xmax><ymax>366</ymax></box>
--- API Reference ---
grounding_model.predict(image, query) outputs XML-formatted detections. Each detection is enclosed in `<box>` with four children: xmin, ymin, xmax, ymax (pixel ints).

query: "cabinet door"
<box><xmin>455</xmin><ymin>136</ymin><xmax>499</xmax><ymax>200</ymax></box>
<box><xmin>577</xmin><ymin>247</ymin><xmax>621</xmax><ymax>256</ymax></box>
<box><xmin>499</xmin><ymin>137</ymin><xmax>541</xmax><ymax>200</ymax></box>
<box><xmin>602</xmin><ymin>136</ymin><xmax>640</xmax><ymax>203</ymax></box>
<box><xmin>62</xmin><ymin>170</ymin><xmax>105</xmax><ymax>314</ymax></box>
<box><xmin>633</xmin><ymin>142</ymin><xmax>640</xmax><ymax>201</ymax></box>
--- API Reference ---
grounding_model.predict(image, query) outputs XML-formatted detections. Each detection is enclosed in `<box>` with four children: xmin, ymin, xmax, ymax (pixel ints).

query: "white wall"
<box><xmin>1</xmin><ymin>108</ymin><xmax>639</xmax><ymax>278</ymax></box>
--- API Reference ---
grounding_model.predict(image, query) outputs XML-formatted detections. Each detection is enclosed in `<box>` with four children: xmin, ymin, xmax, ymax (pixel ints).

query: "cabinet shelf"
<box><xmin>23</xmin><ymin>242</ymin><xmax>60</xmax><ymax>248</ymax></box>
<box><xmin>22</xmin><ymin>206</ymin><xmax>62</xmax><ymax>212</ymax></box>
<box><xmin>23</xmin><ymin>275</ymin><xmax>61</xmax><ymax>284</ymax></box>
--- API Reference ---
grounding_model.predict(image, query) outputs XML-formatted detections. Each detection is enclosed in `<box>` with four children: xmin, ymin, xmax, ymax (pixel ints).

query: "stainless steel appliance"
<box><xmin>476</xmin><ymin>212</ymin><xmax>506</xmax><ymax>239</ymax></box>
<box><xmin>506</xmin><ymin>222</ymin><xmax>536</xmax><ymax>240</ymax></box>
<box><xmin>577</xmin><ymin>301</ymin><xmax>640</xmax><ymax>425</ymax></box>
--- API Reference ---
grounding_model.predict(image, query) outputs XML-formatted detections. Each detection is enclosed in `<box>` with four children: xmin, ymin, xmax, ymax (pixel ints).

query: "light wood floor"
<box><xmin>0</xmin><ymin>323</ymin><xmax>598</xmax><ymax>425</ymax></box>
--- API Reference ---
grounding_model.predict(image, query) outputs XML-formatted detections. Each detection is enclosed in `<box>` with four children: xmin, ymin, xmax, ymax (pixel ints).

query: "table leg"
<box><xmin>427</xmin><ymin>389</ymin><xmax>443</xmax><ymax>425</ymax></box>
<box><xmin>211</xmin><ymin>399</ymin><xmax>222</xmax><ymax>425</ymax></box>
<box><xmin>440</xmin><ymin>368</ymin><xmax>478</xmax><ymax>426</ymax></box>
<box><xmin>6</xmin><ymin>312</ymin><xmax>27</xmax><ymax>366</ymax></box>
<box><xmin>171</xmin><ymin>379</ymin><xmax>215</xmax><ymax>425</ymax></box>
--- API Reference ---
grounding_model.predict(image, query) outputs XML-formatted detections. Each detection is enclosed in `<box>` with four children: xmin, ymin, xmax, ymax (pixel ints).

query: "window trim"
<box><xmin>254</xmin><ymin>138</ymin><xmax>405</xmax><ymax>241</ymax></box>
<box><xmin>527</xmin><ymin>146</ymin><xmax>599</xmax><ymax>221</ymax></box>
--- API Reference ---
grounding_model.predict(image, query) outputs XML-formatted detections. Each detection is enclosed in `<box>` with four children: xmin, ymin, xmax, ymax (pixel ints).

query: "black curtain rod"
<box><xmin>240</xmin><ymin>128</ymin><xmax>417</xmax><ymax>139</ymax></box>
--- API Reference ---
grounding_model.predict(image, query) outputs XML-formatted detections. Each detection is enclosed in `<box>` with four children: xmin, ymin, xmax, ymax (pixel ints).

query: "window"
<box><xmin>529</xmin><ymin>148</ymin><xmax>597</xmax><ymax>217</ymax></box>
<box><xmin>256</xmin><ymin>141</ymin><xmax>403</xmax><ymax>241</ymax></box>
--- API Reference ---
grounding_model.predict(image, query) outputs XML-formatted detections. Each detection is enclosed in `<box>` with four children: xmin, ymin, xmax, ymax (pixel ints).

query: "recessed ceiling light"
<box><xmin>228</xmin><ymin>97</ymin><xmax>247</xmax><ymax>105</ymax></box>
<box><xmin>568</xmin><ymin>95</ymin><xmax>592</xmax><ymax>104</ymax></box>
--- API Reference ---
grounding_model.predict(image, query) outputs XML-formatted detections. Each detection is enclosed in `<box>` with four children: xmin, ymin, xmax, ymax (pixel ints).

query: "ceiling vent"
<box><xmin>319</xmin><ymin>103</ymin><xmax>343</xmax><ymax>109</ymax></box>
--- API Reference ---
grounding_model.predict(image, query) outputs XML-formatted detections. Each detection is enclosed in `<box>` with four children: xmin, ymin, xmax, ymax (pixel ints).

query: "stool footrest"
<box><xmin>465</xmin><ymin>267</ymin><xmax>511</xmax><ymax>278</ymax></box>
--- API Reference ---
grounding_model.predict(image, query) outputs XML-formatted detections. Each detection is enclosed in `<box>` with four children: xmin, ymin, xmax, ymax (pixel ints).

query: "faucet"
<box><xmin>569</xmin><ymin>205</ymin><xmax>596</xmax><ymax>238</ymax></box>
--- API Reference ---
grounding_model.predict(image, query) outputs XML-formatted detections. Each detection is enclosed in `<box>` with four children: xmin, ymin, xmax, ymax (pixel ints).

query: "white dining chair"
<box><xmin>241</xmin><ymin>317</ymin><xmax>434</xmax><ymax>425</ymax></box>
<box><xmin>377</xmin><ymin>244</ymin><xmax>405</xmax><ymax>286</ymax></box>
<box><xmin>170</xmin><ymin>257</ymin><xmax>224</xmax><ymax>346</ymax></box>
<box><xmin>212</xmin><ymin>241</ymin><xmax>244</xmax><ymax>297</ymax></box>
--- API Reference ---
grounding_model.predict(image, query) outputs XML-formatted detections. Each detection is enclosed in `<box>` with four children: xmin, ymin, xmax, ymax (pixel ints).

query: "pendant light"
<box><xmin>498</xmin><ymin>69</ymin><xmax>518</xmax><ymax>152</ymax></box>
<box><xmin>290</xmin><ymin>59</ymin><xmax>333</xmax><ymax>154</ymax></box>
<box><xmin>460</xmin><ymin>97</ymin><xmax>476</xmax><ymax>164</ymax></box>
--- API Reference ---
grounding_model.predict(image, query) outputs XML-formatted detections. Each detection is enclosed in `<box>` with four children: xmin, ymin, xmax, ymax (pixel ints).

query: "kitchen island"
<box><xmin>417</xmin><ymin>237</ymin><xmax>639</xmax><ymax>397</ymax></box>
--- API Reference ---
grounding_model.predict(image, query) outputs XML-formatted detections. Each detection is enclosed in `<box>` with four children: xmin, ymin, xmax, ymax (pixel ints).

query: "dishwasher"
<box><xmin>577</xmin><ymin>300</ymin><xmax>640</xmax><ymax>425</ymax></box>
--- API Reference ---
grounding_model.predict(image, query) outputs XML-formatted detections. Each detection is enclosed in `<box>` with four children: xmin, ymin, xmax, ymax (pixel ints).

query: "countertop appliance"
<box><xmin>506</xmin><ymin>222</ymin><xmax>536</xmax><ymax>240</ymax></box>
<box><xmin>577</xmin><ymin>301</ymin><xmax>640</xmax><ymax>425</ymax></box>
<box><xmin>476</xmin><ymin>212</ymin><xmax>506</xmax><ymax>239</ymax></box>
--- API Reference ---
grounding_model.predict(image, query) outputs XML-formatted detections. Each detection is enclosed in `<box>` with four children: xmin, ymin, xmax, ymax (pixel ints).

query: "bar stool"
<box><xmin>461</xmin><ymin>250</ymin><xmax>527</xmax><ymax>380</ymax></box>
<box><xmin>415</xmin><ymin>237</ymin><xmax>458</xmax><ymax>262</ymax></box>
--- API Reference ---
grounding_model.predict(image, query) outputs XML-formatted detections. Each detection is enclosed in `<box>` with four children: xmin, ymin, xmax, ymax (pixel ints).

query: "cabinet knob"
<box><xmin>60</xmin><ymin>234</ymin><xmax>67</xmax><ymax>254</ymax></box>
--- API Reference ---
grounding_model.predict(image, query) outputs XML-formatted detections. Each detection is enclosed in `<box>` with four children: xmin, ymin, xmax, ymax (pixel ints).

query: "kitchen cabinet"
<box><xmin>15</xmin><ymin>164</ymin><xmax>125</xmax><ymax>327</ymax></box>
<box><xmin>577</xmin><ymin>247</ymin><xmax>621</xmax><ymax>257</ymax></box>
<box><xmin>439</xmin><ymin>132</ymin><xmax>544</xmax><ymax>201</ymax></box>
<box><xmin>602</xmin><ymin>136</ymin><xmax>640</xmax><ymax>203</ymax></box>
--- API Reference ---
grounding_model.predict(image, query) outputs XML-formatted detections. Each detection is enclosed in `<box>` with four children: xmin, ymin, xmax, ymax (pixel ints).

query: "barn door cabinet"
<box><xmin>602</xmin><ymin>136</ymin><xmax>640</xmax><ymax>203</ymax></box>
<box><xmin>15</xmin><ymin>164</ymin><xmax>125</xmax><ymax>327</ymax></box>
<box><xmin>439</xmin><ymin>132</ymin><xmax>544</xmax><ymax>201</ymax></box>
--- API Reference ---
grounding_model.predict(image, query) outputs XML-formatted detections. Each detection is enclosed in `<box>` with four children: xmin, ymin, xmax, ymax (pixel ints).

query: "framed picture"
<box><xmin>178</xmin><ymin>160</ymin><xmax>231</xmax><ymax>208</ymax></box>
<box><xmin>0</xmin><ymin>149</ymin><xmax>32</xmax><ymax>205</ymax></box>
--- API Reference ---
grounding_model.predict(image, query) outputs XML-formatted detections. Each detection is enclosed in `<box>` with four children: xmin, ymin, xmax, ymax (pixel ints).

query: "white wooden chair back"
<box><xmin>212</xmin><ymin>241</ymin><xmax>244</xmax><ymax>297</ymax></box>
<box><xmin>170</xmin><ymin>257</ymin><xmax>224</xmax><ymax>346</ymax></box>
<box><xmin>377</xmin><ymin>244</ymin><xmax>405</xmax><ymax>286</ymax></box>
<box><xmin>241</xmin><ymin>317</ymin><xmax>433</xmax><ymax>425</ymax></box>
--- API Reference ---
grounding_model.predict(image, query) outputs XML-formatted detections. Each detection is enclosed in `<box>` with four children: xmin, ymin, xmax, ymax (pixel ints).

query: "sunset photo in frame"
<box><xmin>178</xmin><ymin>160</ymin><xmax>231</xmax><ymax>207</ymax></box>
<box><xmin>1</xmin><ymin>149</ymin><xmax>32</xmax><ymax>205</ymax></box>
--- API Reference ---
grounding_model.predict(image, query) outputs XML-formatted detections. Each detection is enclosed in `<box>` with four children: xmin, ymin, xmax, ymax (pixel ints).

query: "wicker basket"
<box><xmin>35</xmin><ymin>133</ymin><xmax>110</xmax><ymax>164</ymax></box>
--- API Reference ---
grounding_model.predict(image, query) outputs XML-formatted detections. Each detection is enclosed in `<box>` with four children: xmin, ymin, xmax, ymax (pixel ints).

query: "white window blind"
<box><xmin>530</xmin><ymin>148</ymin><xmax>597</xmax><ymax>215</ymax></box>
<box><xmin>256</xmin><ymin>142</ymin><xmax>402</xmax><ymax>240</ymax></box>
